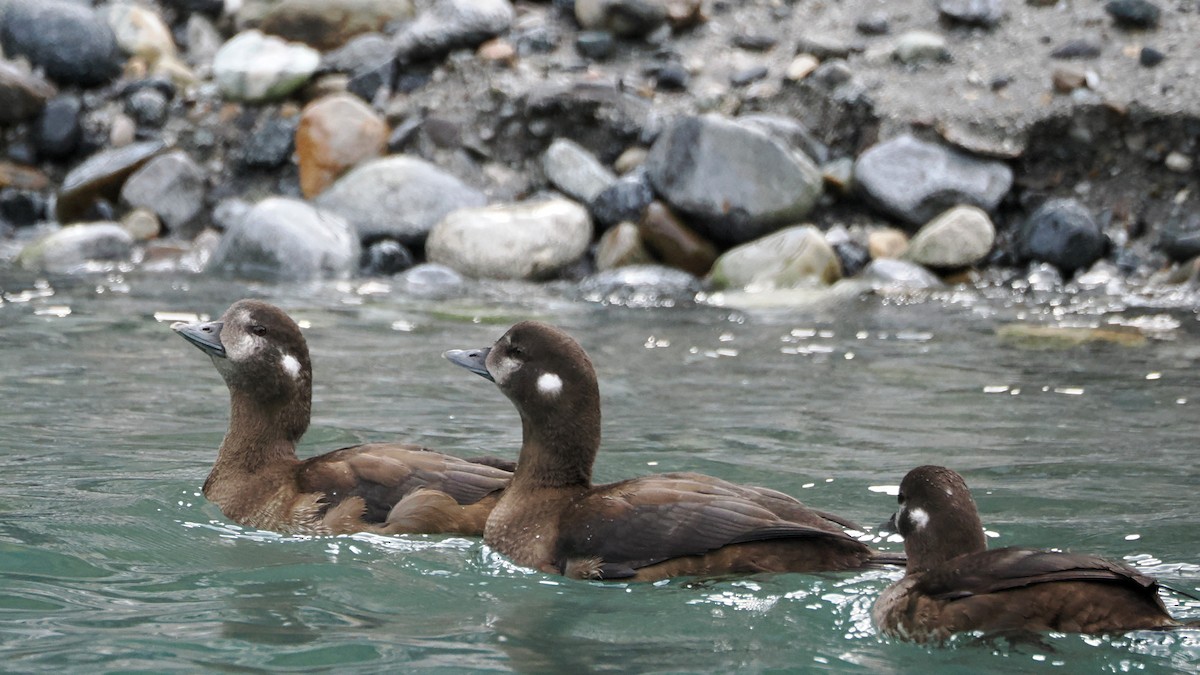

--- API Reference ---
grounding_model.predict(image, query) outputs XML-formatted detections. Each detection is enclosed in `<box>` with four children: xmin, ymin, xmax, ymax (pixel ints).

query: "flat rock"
<box><xmin>426</xmin><ymin>198</ymin><xmax>592</xmax><ymax>280</ymax></box>
<box><xmin>542</xmin><ymin>138</ymin><xmax>616</xmax><ymax>203</ymax></box>
<box><xmin>258</xmin><ymin>0</ymin><xmax>415</xmax><ymax>50</ymax></box>
<box><xmin>17</xmin><ymin>222</ymin><xmax>134</xmax><ymax>273</ymax></box>
<box><xmin>213</xmin><ymin>30</ymin><xmax>320</xmax><ymax>103</ymax></box>
<box><xmin>645</xmin><ymin>114</ymin><xmax>824</xmax><ymax>246</ymax></box>
<box><xmin>314</xmin><ymin>155</ymin><xmax>486</xmax><ymax>246</ymax></box>
<box><xmin>708</xmin><ymin>225</ymin><xmax>842</xmax><ymax>290</ymax></box>
<box><xmin>296</xmin><ymin>93</ymin><xmax>388</xmax><ymax>198</ymax></box>
<box><xmin>0</xmin><ymin>61</ymin><xmax>56</xmax><ymax>125</ymax></box>
<box><xmin>903</xmin><ymin>205</ymin><xmax>995</xmax><ymax>269</ymax></box>
<box><xmin>55</xmin><ymin>140</ymin><xmax>166</xmax><ymax>225</ymax></box>
<box><xmin>0</xmin><ymin>0</ymin><xmax>123</xmax><ymax>87</ymax></box>
<box><xmin>119</xmin><ymin>150</ymin><xmax>207</xmax><ymax>235</ymax></box>
<box><xmin>393</xmin><ymin>0</ymin><xmax>514</xmax><ymax>63</ymax></box>
<box><xmin>854</xmin><ymin>134</ymin><xmax>1013</xmax><ymax>227</ymax></box>
<box><xmin>207</xmin><ymin>197</ymin><xmax>360</xmax><ymax>281</ymax></box>
<box><xmin>1017</xmin><ymin>198</ymin><xmax>1107</xmax><ymax>276</ymax></box>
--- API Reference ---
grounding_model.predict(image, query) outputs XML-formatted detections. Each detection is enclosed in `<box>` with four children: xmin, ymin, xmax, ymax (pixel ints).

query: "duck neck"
<box><xmin>510</xmin><ymin>407</ymin><xmax>599</xmax><ymax>491</ymax></box>
<box><xmin>208</xmin><ymin>390</ymin><xmax>306</xmax><ymax>483</ymax></box>
<box><xmin>907</xmin><ymin>508</ymin><xmax>987</xmax><ymax>574</ymax></box>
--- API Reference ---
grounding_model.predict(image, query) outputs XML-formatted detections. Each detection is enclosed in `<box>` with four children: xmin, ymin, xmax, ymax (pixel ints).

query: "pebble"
<box><xmin>426</xmin><ymin>198</ymin><xmax>592</xmax><ymax>280</ymax></box>
<box><xmin>1052</xmin><ymin>66</ymin><xmax>1088</xmax><ymax>93</ymax></box>
<box><xmin>0</xmin><ymin>189</ymin><xmax>46</xmax><ymax>228</ymax></box>
<box><xmin>184</xmin><ymin>14</ymin><xmax>224</xmax><ymax>66</ymax></box>
<box><xmin>207</xmin><ymin>197</ymin><xmax>360</xmax><ymax>281</ymax></box>
<box><xmin>868</xmin><ymin>228</ymin><xmax>910</xmax><ymax>259</ymax></box>
<box><xmin>653</xmin><ymin>62</ymin><xmax>690</xmax><ymax>91</ymax></box>
<box><xmin>575</xmin><ymin>0</ymin><xmax>667</xmax><ymax>38</ymax></box>
<box><xmin>1050</xmin><ymin>39</ymin><xmax>1102</xmax><ymax>59</ymax></box>
<box><xmin>1164</xmin><ymin>151</ymin><xmax>1192</xmax><ymax>173</ymax></box>
<box><xmin>360</xmin><ymin>238</ymin><xmax>415</xmax><ymax>276</ymax></box>
<box><xmin>1018</xmin><ymin>198</ymin><xmax>1107</xmax><ymax>276</ymax></box>
<box><xmin>238</xmin><ymin>114</ymin><xmax>299</xmax><ymax>169</ymax></box>
<box><xmin>0</xmin><ymin>161</ymin><xmax>48</xmax><ymax>192</ymax></box>
<box><xmin>576</xmin><ymin>31</ymin><xmax>617</xmax><ymax>60</ymax></box>
<box><xmin>854</xmin><ymin>134</ymin><xmax>1013</xmax><ymax>226</ymax></box>
<box><xmin>213</xmin><ymin>30</ymin><xmax>320</xmax><ymax>103</ymax></box>
<box><xmin>1104</xmin><ymin>0</ymin><xmax>1161</xmax><ymax>28</ymax></box>
<box><xmin>903</xmin><ymin>205</ymin><xmax>996</xmax><ymax>269</ymax></box>
<box><xmin>856</xmin><ymin>13</ymin><xmax>890</xmax><ymax>35</ymax></box>
<box><xmin>16</xmin><ymin>222</ymin><xmax>134</xmax><ymax>272</ymax></box>
<box><xmin>0</xmin><ymin>62</ymin><xmax>56</xmax><ymax>126</ymax></box>
<box><xmin>614</xmin><ymin>147</ymin><xmax>648</xmax><ymax>175</ymax></box>
<box><xmin>125</xmin><ymin>87</ymin><xmax>169</xmax><ymax>128</ymax></box>
<box><xmin>936</xmin><ymin>0</ymin><xmax>1005</xmax><ymax>27</ymax></box>
<box><xmin>731</xmin><ymin>66</ymin><xmax>769</xmax><ymax>87</ymax></box>
<box><xmin>579</xmin><ymin>265</ymin><xmax>701</xmax><ymax>305</ymax></box>
<box><xmin>0</xmin><ymin>0</ymin><xmax>123</xmax><ymax>87</ymax></box>
<box><xmin>893</xmin><ymin>31</ymin><xmax>950</xmax><ymax>65</ymax></box>
<box><xmin>785</xmin><ymin>54</ymin><xmax>821</xmax><ymax>82</ymax></box>
<box><xmin>832</xmin><ymin>240</ymin><xmax>870</xmax><ymax>277</ymax></box>
<box><xmin>542</xmin><ymin>138</ymin><xmax>617</xmax><ymax>204</ymax></box>
<box><xmin>314</xmin><ymin>155</ymin><xmax>487</xmax><ymax>246</ymax></box>
<box><xmin>55</xmin><ymin>140</ymin><xmax>166</xmax><ymax>225</ymax></box>
<box><xmin>121</xmin><ymin>207</ymin><xmax>161</xmax><ymax>241</ymax></box>
<box><xmin>589</xmin><ymin>170</ymin><xmax>655</xmax><ymax>227</ymax></box>
<box><xmin>637</xmin><ymin>201</ymin><xmax>717</xmax><ymax>276</ymax></box>
<box><xmin>1139</xmin><ymin>47</ymin><xmax>1165</xmax><ymax>67</ymax></box>
<box><xmin>257</xmin><ymin>0</ymin><xmax>416</xmax><ymax>51</ymax></box>
<box><xmin>708</xmin><ymin>225</ymin><xmax>842</xmax><ymax>290</ymax></box>
<box><xmin>296</xmin><ymin>93</ymin><xmax>389</xmax><ymax>198</ymax></box>
<box><xmin>596</xmin><ymin>222</ymin><xmax>654</xmax><ymax>270</ymax></box>
<box><xmin>645</xmin><ymin>114</ymin><xmax>824</xmax><ymax>246</ymax></box>
<box><xmin>393</xmin><ymin>0</ymin><xmax>514</xmax><ymax>63</ymax></box>
<box><xmin>106</xmin><ymin>2</ymin><xmax>177</xmax><ymax>65</ymax></box>
<box><xmin>119</xmin><ymin>151</ymin><xmax>207</xmax><ymax>235</ymax></box>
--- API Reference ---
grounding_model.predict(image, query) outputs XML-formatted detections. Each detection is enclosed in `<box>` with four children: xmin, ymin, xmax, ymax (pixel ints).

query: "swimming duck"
<box><xmin>873</xmin><ymin>465</ymin><xmax>1194</xmax><ymax>642</ymax></box>
<box><xmin>444</xmin><ymin>320</ymin><xmax>902</xmax><ymax>581</ymax></box>
<box><xmin>172</xmin><ymin>299</ymin><xmax>511</xmax><ymax>536</ymax></box>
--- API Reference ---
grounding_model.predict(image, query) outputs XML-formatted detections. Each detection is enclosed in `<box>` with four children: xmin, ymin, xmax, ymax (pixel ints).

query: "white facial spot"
<box><xmin>281</xmin><ymin>353</ymin><xmax>301</xmax><ymax>379</ymax></box>
<box><xmin>490</xmin><ymin>355</ymin><xmax>520</xmax><ymax>385</ymax></box>
<box><xmin>907</xmin><ymin>507</ymin><xmax>930</xmax><ymax>530</ymax></box>
<box><xmin>537</xmin><ymin>372</ymin><xmax>563</xmax><ymax>398</ymax></box>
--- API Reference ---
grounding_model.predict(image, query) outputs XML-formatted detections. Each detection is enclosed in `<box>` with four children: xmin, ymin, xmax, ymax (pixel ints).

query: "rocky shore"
<box><xmin>0</xmin><ymin>0</ymin><xmax>1197</xmax><ymax>306</ymax></box>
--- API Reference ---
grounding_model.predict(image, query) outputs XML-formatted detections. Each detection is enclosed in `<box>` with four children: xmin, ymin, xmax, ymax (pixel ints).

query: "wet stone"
<box><xmin>121</xmin><ymin>207</ymin><xmax>161</xmax><ymax>241</ymax></box>
<box><xmin>426</xmin><ymin>198</ymin><xmax>592</xmax><ymax>280</ymax></box>
<box><xmin>1018</xmin><ymin>198</ymin><xmax>1107</xmax><ymax>276</ymax></box>
<box><xmin>589</xmin><ymin>170</ymin><xmax>655</xmax><ymax>228</ymax></box>
<box><xmin>119</xmin><ymin>150</ymin><xmax>207</xmax><ymax>235</ymax></box>
<box><xmin>868</xmin><ymin>228</ymin><xmax>910</xmax><ymax>259</ymax></box>
<box><xmin>709</xmin><ymin>225</ymin><xmax>842</xmax><ymax>290</ymax></box>
<box><xmin>731</xmin><ymin>65</ymin><xmax>769</xmax><ymax>87</ymax></box>
<box><xmin>314</xmin><ymin>155</ymin><xmax>487</xmax><ymax>246</ymax></box>
<box><xmin>856</xmin><ymin>13</ymin><xmax>890</xmax><ymax>35</ymax></box>
<box><xmin>106</xmin><ymin>2</ymin><xmax>177</xmax><ymax>64</ymax></box>
<box><xmin>542</xmin><ymin>137</ymin><xmax>617</xmax><ymax>204</ymax></box>
<box><xmin>0</xmin><ymin>62</ymin><xmax>56</xmax><ymax>126</ymax></box>
<box><xmin>1104</xmin><ymin>0</ymin><xmax>1161</xmax><ymax>28</ymax></box>
<box><xmin>213</xmin><ymin>30</ymin><xmax>320</xmax><ymax>103</ymax></box>
<box><xmin>55</xmin><ymin>140</ymin><xmax>165</xmax><ymax>225</ymax></box>
<box><xmin>652</xmin><ymin>62</ymin><xmax>690</xmax><ymax>91</ymax></box>
<box><xmin>16</xmin><ymin>222</ymin><xmax>135</xmax><ymax>273</ymax></box>
<box><xmin>638</xmin><ymin>201</ymin><xmax>717</xmax><ymax>277</ymax></box>
<box><xmin>596</xmin><ymin>222</ymin><xmax>654</xmax><ymax>270</ymax></box>
<box><xmin>832</xmin><ymin>240</ymin><xmax>870</xmax><ymax>278</ymax></box>
<box><xmin>854</xmin><ymin>134</ymin><xmax>1012</xmax><ymax>227</ymax></box>
<box><xmin>0</xmin><ymin>0</ymin><xmax>123</xmax><ymax>88</ymax></box>
<box><xmin>360</xmin><ymin>238</ymin><xmax>415</xmax><ymax>276</ymax></box>
<box><xmin>296</xmin><ymin>92</ymin><xmax>388</xmax><ymax>198</ymax></box>
<box><xmin>207</xmin><ymin>197</ymin><xmax>360</xmax><ymax>281</ymax></box>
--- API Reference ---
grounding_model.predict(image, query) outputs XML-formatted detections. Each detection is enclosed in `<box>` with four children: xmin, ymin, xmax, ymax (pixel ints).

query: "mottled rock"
<box><xmin>1105</xmin><ymin>0</ymin><xmax>1160</xmax><ymax>28</ymax></box>
<box><xmin>120</xmin><ymin>151</ymin><xmax>206</xmax><ymax>235</ymax></box>
<box><xmin>1017</xmin><ymin>198</ymin><xmax>1107</xmax><ymax>276</ymax></box>
<box><xmin>579</xmin><ymin>265</ymin><xmax>702</xmax><ymax>305</ymax></box>
<box><xmin>937</xmin><ymin>0</ymin><xmax>1004</xmax><ymax>27</ymax></box>
<box><xmin>903</xmin><ymin>205</ymin><xmax>995</xmax><ymax>269</ymax></box>
<box><xmin>107</xmin><ymin>2</ymin><xmax>177</xmax><ymax>64</ymax></box>
<box><xmin>207</xmin><ymin>197</ymin><xmax>360</xmax><ymax>281</ymax></box>
<box><xmin>893</xmin><ymin>31</ymin><xmax>950</xmax><ymax>64</ymax></box>
<box><xmin>125</xmin><ymin>87</ymin><xmax>169</xmax><ymax>128</ymax></box>
<box><xmin>314</xmin><ymin>155</ymin><xmax>486</xmax><ymax>245</ymax></box>
<box><xmin>360</xmin><ymin>238</ymin><xmax>414</xmax><ymax>276</ymax></box>
<box><xmin>393</xmin><ymin>0</ymin><xmax>514</xmax><ymax>63</ymax></box>
<box><xmin>596</xmin><ymin>222</ymin><xmax>654</xmax><ymax>270</ymax></box>
<box><xmin>213</xmin><ymin>30</ymin><xmax>320</xmax><ymax>102</ymax></box>
<box><xmin>868</xmin><ymin>228</ymin><xmax>909</xmax><ymax>259</ymax></box>
<box><xmin>259</xmin><ymin>0</ymin><xmax>415</xmax><ymax>50</ymax></box>
<box><xmin>590</xmin><ymin>170</ymin><xmax>655</xmax><ymax>227</ymax></box>
<box><xmin>854</xmin><ymin>134</ymin><xmax>1013</xmax><ymax>226</ymax></box>
<box><xmin>55</xmin><ymin>140</ymin><xmax>165</xmax><ymax>225</ymax></box>
<box><xmin>832</xmin><ymin>240</ymin><xmax>870</xmax><ymax>278</ymax></box>
<box><xmin>16</xmin><ymin>222</ymin><xmax>134</xmax><ymax>273</ymax></box>
<box><xmin>542</xmin><ymin>138</ymin><xmax>616</xmax><ymax>203</ymax></box>
<box><xmin>709</xmin><ymin>225</ymin><xmax>842</xmax><ymax>290</ymax></box>
<box><xmin>237</xmin><ymin>114</ymin><xmax>299</xmax><ymax>169</ymax></box>
<box><xmin>296</xmin><ymin>93</ymin><xmax>388</xmax><ymax>198</ymax></box>
<box><xmin>638</xmin><ymin>201</ymin><xmax>717</xmax><ymax>276</ymax></box>
<box><xmin>645</xmin><ymin>114</ymin><xmax>824</xmax><ymax>246</ymax></box>
<box><xmin>737</xmin><ymin>114</ymin><xmax>829</xmax><ymax>165</ymax></box>
<box><xmin>427</xmin><ymin>199</ymin><xmax>592</xmax><ymax>280</ymax></box>
<box><xmin>0</xmin><ymin>62</ymin><xmax>56</xmax><ymax>126</ymax></box>
<box><xmin>0</xmin><ymin>0</ymin><xmax>123</xmax><ymax>87</ymax></box>
<box><xmin>575</xmin><ymin>0</ymin><xmax>667</xmax><ymax>38</ymax></box>
<box><xmin>861</xmin><ymin>258</ymin><xmax>943</xmax><ymax>291</ymax></box>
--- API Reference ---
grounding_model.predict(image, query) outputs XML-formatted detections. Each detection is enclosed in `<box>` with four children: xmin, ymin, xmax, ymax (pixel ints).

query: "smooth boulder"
<box><xmin>709</xmin><ymin>225</ymin><xmax>842</xmax><ymax>290</ymax></box>
<box><xmin>0</xmin><ymin>0</ymin><xmax>123</xmax><ymax>87</ymax></box>
<box><xmin>17</xmin><ymin>223</ymin><xmax>134</xmax><ymax>273</ymax></box>
<box><xmin>1017</xmin><ymin>198</ymin><xmax>1107</xmax><ymax>276</ymax></box>
<box><xmin>206</xmin><ymin>197</ymin><xmax>360</xmax><ymax>281</ymax></box>
<box><xmin>903</xmin><ymin>205</ymin><xmax>995</xmax><ymax>269</ymax></box>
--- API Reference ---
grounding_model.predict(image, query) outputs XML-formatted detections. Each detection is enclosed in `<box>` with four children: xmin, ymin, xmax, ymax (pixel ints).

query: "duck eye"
<box><xmin>897</xmin><ymin>493</ymin><xmax>906</xmax><ymax>505</ymax></box>
<box><xmin>250</xmin><ymin>324</ymin><xmax>267</xmax><ymax>336</ymax></box>
<box><xmin>509</xmin><ymin>344</ymin><xmax>524</xmax><ymax>357</ymax></box>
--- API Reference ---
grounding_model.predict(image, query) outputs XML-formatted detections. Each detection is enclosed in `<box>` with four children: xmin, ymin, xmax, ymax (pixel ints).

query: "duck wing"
<box><xmin>298</xmin><ymin>444</ymin><xmax>512</xmax><ymax>523</ymax></box>
<box><xmin>555</xmin><ymin>474</ymin><xmax>859</xmax><ymax>578</ymax></box>
<box><xmin>919</xmin><ymin>547</ymin><xmax>1161</xmax><ymax>601</ymax></box>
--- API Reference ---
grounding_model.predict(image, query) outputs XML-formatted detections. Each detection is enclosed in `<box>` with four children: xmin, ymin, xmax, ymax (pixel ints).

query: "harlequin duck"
<box><xmin>444</xmin><ymin>320</ymin><xmax>903</xmax><ymax>581</ymax></box>
<box><xmin>172</xmin><ymin>299</ymin><xmax>511</xmax><ymax>536</ymax></box>
<box><xmin>874</xmin><ymin>465</ymin><xmax>1195</xmax><ymax>643</ymax></box>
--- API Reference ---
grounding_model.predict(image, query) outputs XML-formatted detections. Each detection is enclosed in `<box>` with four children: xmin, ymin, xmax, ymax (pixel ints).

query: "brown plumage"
<box><xmin>873</xmin><ymin>465</ymin><xmax>1189</xmax><ymax>643</ymax></box>
<box><xmin>173</xmin><ymin>299</ymin><xmax>510</xmax><ymax>536</ymax></box>
<box><xmin>445</xmin><ymin>320</ymin><xmax>901</xmax><ymax>582</ymax></box>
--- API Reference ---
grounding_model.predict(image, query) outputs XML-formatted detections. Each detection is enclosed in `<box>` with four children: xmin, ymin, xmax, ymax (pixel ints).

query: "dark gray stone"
<box><xmin>1050</xmin><ymin>39</ymin><xmax>1102</xmax><ymax>59</ymax></box>
<box><xmin>853</xmin><ymin>134</ymin><xmax>1012</xmax><ymax>227</ymax></box>
<box><xmin>936</xmin><ymin>0</ymin><xmax>1005</xmax><ymax>27</ymax></box>
<box><xmin>1139</xmin><ymin>46</ymin><xmax>1165</xmax><ymax>66</ymax></box>
<box><xmin>207</xmin><ymin>197</ymin><xmax>360</xmax><ymax>281</ymax></box>
<box><xmin>0</xmin><ymin>61</ymin><xmax>56</xmax><ymax>125</ymax></box>
<box><xmin>730</xmin><ymin>65</ymin><xmax>769</xmax><ymax>87</ymax></box>
<box><xmin>35</xmin><ymin>95</ymin><xmax>82</xmax><ymax>159</ymax></box>
<box><xmin>238</xmin><ymin>115</ymin><xmax>298</xmax><ymax>169</ymax></box>
<box><xmin>0</xmin><ymin>189</ymin><xmax>46</xmax><ymax>227</ymax></box>
<box><xmin>575</xmin><ymin>31</ymin><xmax>616</xmax><ymax>60</ymax></box>
<box><xmin>162</xmin><ymin>0</ymin><xmax>224</xmax><ymax>15</ymax></box>
<box><xmin>856</xmin><ymin>13</ymin><xmax>890</xmax><ymax>35</ymax></box>
<box><xmin>1018</xmin><ymin>198</ymin><xmax>1107</xmax><ymax>276</ymax></box>
<box><xmin>360</xmin><ymin>238</ymin><xmax>414</xmax><ymax>276</ymax></box>
<box><xmin>393</xmin><ymin>0</ymin><xmax>514</xmax><ymax>63</ymax></box>
<box><xmin>653</xmin><ymin>62</ymin><xmax>689</xmax><ymax>91</ymax></box>
<box><xmin>0</xmin><ymin>0</ymin><xmax>123</xmax><ymax>87</ymax></box>
<box><xmin>1105</xmin><ymin>0</ymin><xmax>1161</xmax><ymax>28</ymax></box>
<box><xmin>125</xmin><ymin>88</ymin><xmax>169</xmax><ymax>128</ymax></box>
<box><xmin>589</xmin><ymin>170</ymin><xmax>654</xmax><ymax>227</ymax></box>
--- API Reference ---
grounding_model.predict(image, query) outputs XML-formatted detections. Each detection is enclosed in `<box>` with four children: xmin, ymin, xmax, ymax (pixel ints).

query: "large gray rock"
<box><xmin>542</xmin><ymin>138</ymin><xmax>616</xmax><ymax>203</ymax></box>
<box><xmin>213</xmin><ymin>30</ymin><xmax>319</xmax><ymax>102</ymax></box>
<box><xmin>645</xmin><ymin>115</ymin><xmax>824</xmax><ymax>246</ymax></box>
<box><xmin>854</xmin><ymin>134</ymin><xmax>1012</xmax><ymax>226</ymax></box>
<box><xmin>0</xmin><ymin>61</ymin><xmax>56</xmax><ymax>125</ymax></box>
<box><xmin>314</xmin><ymin>155</ymin><xmax>486</xmax><ymax>245</ymax></box>
<box><xmin>17</xmin><ymin>222</ymin><xmax>134</xmax><ymax>273</ymax></box>
<box><xmin>393</xmin><ymin>0</ymin><xmax>513</xmax><ymax>63</ymax></box>
<box><xmin>1017</xmin><ymin>198</ymin><xmax>1107</xmax><ymax>276</ymax></box>
<box><xmin>119</xmin><ymin>151</ymin><xmax>207</xmax><ymax>235</ymax></box>
<box><xmin>427</xmin><ymin>199</ymin><xmax>592</xmax><ymax>280</ymax></box>
<box><xmin>206</xmin><ymin>197</ymin><xmax>360</xmax><ymax>281</ymax></box>
<box><xmin>903</xmin><ymin>205</ymin><xmax>995</xmax><ymax>269</ymax></box>
<box><xmin>708</xmin><ymin>225</ymin><xmax>842</xmax><ymax>290</ymax></box>
<box><xmin>0</xmin><ymin>0</ymin><xmax>123</xmax><ymax>87</ymax></box>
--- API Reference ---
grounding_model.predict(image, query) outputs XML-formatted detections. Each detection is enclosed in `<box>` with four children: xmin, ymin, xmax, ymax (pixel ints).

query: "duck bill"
<box><xmin>443</xmin><ymin>348</ymin><xmax>494</xmax><ymax>382</ymax></box>
<box><xmin>172</xmin><ymin>320</ymin><xmax>226</xmax><ymax>358</ymax></box>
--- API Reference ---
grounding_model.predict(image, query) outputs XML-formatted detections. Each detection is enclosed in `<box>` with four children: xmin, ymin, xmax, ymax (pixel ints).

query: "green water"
<box><xmin>1</xmin><ymin>272</ymin><xmax>1198</xmax><ymax>673</ymax></box>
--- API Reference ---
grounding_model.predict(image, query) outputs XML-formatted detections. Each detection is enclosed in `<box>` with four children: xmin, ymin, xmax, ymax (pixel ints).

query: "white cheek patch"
<box><xmin>537</xmin><ymin>372</ymin><xmax>563</xmax><ymax>398</ymax></box>
<box><xmin>226</xmin><ymin>332</ymin><xmax>261</xmax><ymax>361</ymax></box>
<box><xmin>907</xmin><ymin>507</ymin><xmax>930</xmax><ymax>531</ymax></box>
<box><xmin>489</xmin><ymin>355</ymin><xmax>520</xmax><ymax>385</ymax></box>
<box><xmin>281</xmin><ymin>353</ymin><xmax>302</xmax><ymax>379</ymax></box>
